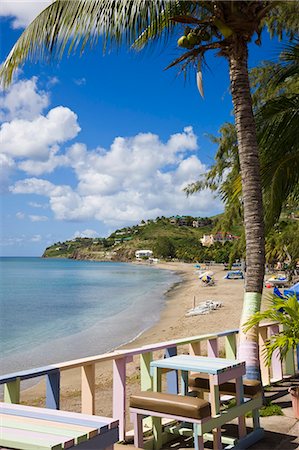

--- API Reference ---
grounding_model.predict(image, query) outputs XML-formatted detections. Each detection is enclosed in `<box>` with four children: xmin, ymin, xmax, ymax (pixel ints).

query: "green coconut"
<box><xmin>187</xmin><ymin>33</ymin><xmax>201</xmax><ymax>46</ymax></box>
<box><xmin>177</xmin><ymin>35</ymin><xmax>190</xmax><ymax>48</ymax></box>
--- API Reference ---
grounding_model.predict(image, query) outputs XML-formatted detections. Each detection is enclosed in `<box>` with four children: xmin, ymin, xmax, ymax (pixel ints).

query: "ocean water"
<box><xmin>0</xmin><ymin>257</ymin><xmax>179</xmax><ymax>375</ymax></box>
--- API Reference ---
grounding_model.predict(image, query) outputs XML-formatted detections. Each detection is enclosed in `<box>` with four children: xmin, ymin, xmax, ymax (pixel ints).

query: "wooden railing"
<box><xmin>1</xmin><ymin>325</ymin><xmax>298</xmax><ymax>441</ymax></box>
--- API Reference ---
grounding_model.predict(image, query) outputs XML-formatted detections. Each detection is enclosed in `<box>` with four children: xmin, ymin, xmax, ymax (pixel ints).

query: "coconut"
<box><xmin>187</xmin><ymin>33</ymin><xmax>200</xmax><ymax>46</ymax></box>
<box><xmin>177</xmin><ymin>36</ymin><xmax>189</xmax><ymax>48</ymax></box>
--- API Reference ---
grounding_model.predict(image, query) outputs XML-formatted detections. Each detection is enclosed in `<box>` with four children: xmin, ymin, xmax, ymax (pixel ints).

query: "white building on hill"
<box><xmin>135</xmin><ymin>250</ymin><xmax>153</xmax><ymax>259</ymax></box>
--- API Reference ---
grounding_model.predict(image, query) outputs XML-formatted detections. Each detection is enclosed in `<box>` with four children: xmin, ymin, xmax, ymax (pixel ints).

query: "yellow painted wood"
<box><xmin>81</xmin><ymin>364</ymin><xmax>95</xmax><ymax>415</ymax></box>
<box><xmin>189</xmin><ymin>341</ymin><xmax>201</xmax><ymax>356</ymax></box>
<box><xmin>4</xmin><ymin>378</ymin><xmax>20</xmax><ymax>404</ymax></box>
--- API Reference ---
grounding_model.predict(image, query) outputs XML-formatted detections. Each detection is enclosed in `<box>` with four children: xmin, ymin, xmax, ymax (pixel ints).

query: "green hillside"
<box><xmin>42</xmin><ymin>214</ymin><xmax>299</xmax><ymax>268</ymax></box>
<box><xmin>43</xmin><ymin>215</ymin><xmax>242</xmax><ymax>263</ymax></box>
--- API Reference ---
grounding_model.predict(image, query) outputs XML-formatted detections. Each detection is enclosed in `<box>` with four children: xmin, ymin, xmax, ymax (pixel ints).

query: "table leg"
<box><xmin>181</xmin><ymin>370</ymin><xmax>188</xmax><ymax>396</ymax></box>
<box><xmin>209</xmin><ymin>374</ymin><xmax>222</xmax><ymax>450</ymax></box>
<box><xmin>193</xmin><ymin>424</ymin><xmax>204</xmax><ymax>450</ymax></box>
<box><xmin>236</xmin><ymin>376</ymin><xmax>246</xmax><ymax>438</ymax></box>
<box><xmin>152</xmin><ymin>366</ymin><xmax>162</xmax><ymax>450</ymax></box>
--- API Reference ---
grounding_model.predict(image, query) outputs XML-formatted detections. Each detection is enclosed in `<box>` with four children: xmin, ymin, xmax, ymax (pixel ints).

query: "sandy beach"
<box><xmin>21</xmin><ymin>262</ymin><xmax>248</xmax><ymax>421</ymax></box>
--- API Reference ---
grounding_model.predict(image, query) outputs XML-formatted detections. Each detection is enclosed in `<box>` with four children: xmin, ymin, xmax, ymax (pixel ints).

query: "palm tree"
<box><xmin>1</xmin><ymin>1</ymin><xmax>298</xmax><ymax>380</ymax></box>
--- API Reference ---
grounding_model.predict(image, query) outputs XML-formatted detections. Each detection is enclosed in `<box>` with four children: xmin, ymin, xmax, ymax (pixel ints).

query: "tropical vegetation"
<box><xmin>244</xmin><ymin>294</ymin><xmax>299</xmax><ymax>366</ymax></box>
<box><xmin>1</xmin><ymin>0</ymin><xmax>299</xmax><ymax>380</ymax></box>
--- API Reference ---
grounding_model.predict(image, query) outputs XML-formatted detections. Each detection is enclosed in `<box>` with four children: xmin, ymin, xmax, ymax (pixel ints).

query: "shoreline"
<box><xmin>20</xmin><ymin>261</ymin><xmax>247</xmax><ymax>413</ymax></box>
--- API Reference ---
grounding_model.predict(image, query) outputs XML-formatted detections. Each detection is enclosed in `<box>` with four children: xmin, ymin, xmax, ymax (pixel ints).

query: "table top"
<box><xmin>0</xmin><ymin>402</ymin><xmax>118</xmax><ymax>450</ymax></box>
<box><xmin>150</xmin><ymin>355</ymin><xmax>245</xmax><ymax>375</ymax></box>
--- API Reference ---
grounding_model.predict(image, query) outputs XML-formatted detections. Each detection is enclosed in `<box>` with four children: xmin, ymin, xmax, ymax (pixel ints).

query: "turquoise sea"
<box><xmin>0</xmin><ymin>257</ymin><xmax>179</xmax><ymax>375</ymax></box>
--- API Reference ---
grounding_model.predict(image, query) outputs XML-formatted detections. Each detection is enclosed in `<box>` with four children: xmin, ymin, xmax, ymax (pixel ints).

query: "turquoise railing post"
<box><xmin>46</xmin><ymin>370</ymin><xmax>60</xmax><ymax>410</ymax></box>
<box><xmin>165</xmin><ymin>346</ymin><xmax>178</xmax><ymax>394</ymax></box>
<box><xmin>4</xmin><ymin>377</ymin><xmax>20</xmax><ymax>404</ymax></box>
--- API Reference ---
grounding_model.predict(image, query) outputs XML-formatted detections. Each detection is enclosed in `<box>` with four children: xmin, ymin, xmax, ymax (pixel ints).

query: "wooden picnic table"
<box><xmin>0</xmin><ymin>402</ymin><xmax>119</xmax><ymax>450</ymax></box>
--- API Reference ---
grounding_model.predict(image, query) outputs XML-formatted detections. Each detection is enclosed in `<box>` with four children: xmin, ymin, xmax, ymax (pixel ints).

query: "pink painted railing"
<box><xmin>1</xmin><ymin>324</ymin><xmax>297</xmax><ymax>442</ymax></box>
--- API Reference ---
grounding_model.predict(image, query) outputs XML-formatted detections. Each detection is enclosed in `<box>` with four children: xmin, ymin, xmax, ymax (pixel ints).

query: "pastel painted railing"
<box><xmin>1</xmin><ymin>325</ymin><xmax>297</xmax><ymax>442</ymax></box>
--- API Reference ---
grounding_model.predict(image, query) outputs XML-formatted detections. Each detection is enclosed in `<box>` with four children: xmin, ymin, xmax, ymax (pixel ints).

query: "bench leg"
<box><xmin>252</xmin><ymin>408</ymin><xmax>260</xmax><ymax>430</ymax></box>
<box><xmin>153</xmin><ymin>417</ymin><xmax>162</xmax><ymax>450</ymax></box>
<box><xmin>193</xmin><ymin>424</ymin><xmax>205</xmax><ymax>450</ymax></box>
<box><xmin>132</xmin><ymin>412</ymin><xmax>144</xmax><ymax>448</ymax></box>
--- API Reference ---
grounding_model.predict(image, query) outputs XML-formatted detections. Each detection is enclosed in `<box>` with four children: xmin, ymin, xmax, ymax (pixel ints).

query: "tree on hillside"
<box><xmin>1</xmin><ymin>0</ymin><xmax>299</xmax><ymax>380</ymax></box>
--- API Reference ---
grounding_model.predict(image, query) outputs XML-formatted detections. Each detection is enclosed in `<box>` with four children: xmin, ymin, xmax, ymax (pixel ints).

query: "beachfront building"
<box><xmin>135</xmin><ymin>249</ymin><xmax>153</xmax><ymax>259</ymax></box>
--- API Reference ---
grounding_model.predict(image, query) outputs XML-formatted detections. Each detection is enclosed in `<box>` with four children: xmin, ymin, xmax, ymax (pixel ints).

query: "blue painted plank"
<box><xmin>165</xmin><ymin>347</ymin><xmax>178</xmax><ymax>394</ymax></box>
<box><xmin>46</xmin><ymin>370</ymin><xmax>60</xmax><ymax>410</ymax></box>
<box><xmin>0</xmin><ymin>367</ymin><xmax>60</xmax><ymax>385</ymax></box>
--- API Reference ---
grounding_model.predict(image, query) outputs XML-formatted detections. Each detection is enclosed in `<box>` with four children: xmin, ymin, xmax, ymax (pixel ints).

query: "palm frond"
<box><xmin>0</xmin><ymin>0</ymin><xmax>185</xmax><ymax>87</ymax></box>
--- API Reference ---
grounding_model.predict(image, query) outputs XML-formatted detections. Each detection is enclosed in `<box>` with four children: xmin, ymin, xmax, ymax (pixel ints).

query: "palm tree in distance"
<box><xmin>1</xmin><ymin>1</ymin><xmax>298</xmax><ymax>380</ymax></box>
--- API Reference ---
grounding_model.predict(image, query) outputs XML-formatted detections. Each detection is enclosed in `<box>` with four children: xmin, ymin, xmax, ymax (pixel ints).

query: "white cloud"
<box><xmin>31</xmin><ymin>234</ymin><xmax>42</xmax><ymax>242</ymax></box>
<box><xmin>72</xmin><ymin>229</ymin><xmax>99</xmax><ymax>239</ymax></box>
<box><xmin>28</xmin><ymin>201</ymin><xmax>47</xmax><ymax>209</ymax></box>
<box><xmin>0</xmin><ymin>153</ymin><xmax>15</xmax><ymax>192</ymax></box>
<box><xmin>0</xmin><ymin>1</ymin><xmax>52</xmax><ymax>29</ymax></box>
<box><xmin>1</xmin><ymin>106</ymin><xmax>80</xmax><ymax>159</ymax></box>
<box><xmin>29</xmin><ymin>215</ymin><xmax>48</xmax><ymax>222</ymax></box>
<box><xmin>0</xmin><ymin>77</ymin><xmax>49</xmax><ymax>121</ymax></box>
<box><xmin>16</xmin><ymin>211</ymin><xmax>25</xmax><ymax>220</ymax></box>
<box><xmin>10</xmin><ymin>127</ymin><xmax>223</xmax><ymax>225</ymax></box>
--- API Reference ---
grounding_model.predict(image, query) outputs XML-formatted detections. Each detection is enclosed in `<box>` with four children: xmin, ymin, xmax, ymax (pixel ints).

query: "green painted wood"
<box><xmin>4</xmin><ymin>378</ymin><xmax>20</xmax><ymax>404</ymax></box>
<box><xmin>140</xmin><ymin>352</ymin><xmax>153</xmax><ymax>431</ymax></box>
<box><xmin>199</xmin><ymin>396</ymin><xmax>262</xmax><ymax>434</ymax></box>
<box><xmin>152</xmin><ymin>417</ymin><xmax>162</xmax><ymax>450</ymax></box>
<box><xmin>0</xmin><ymin>427</ymin><xmax>65</xmax><ymax>450</ymax></box>
<box><xmin>1</xmin><ymin>416</ymin><xmax>90</xmax><ymax>443</ymax></box>
<box><xmin>284</xmin><ymin>348</ymin><xmax>295</xmax><ymax>376</ymax></box>
<box><xmin>225</xmin><ymin>334</ymin><xmax>237</xmax><ymax>360</ymax></box>
<box><xmin>140</xmin><ymin>352</ymin><xmax>153</xmax><ymax>392</ymax></box>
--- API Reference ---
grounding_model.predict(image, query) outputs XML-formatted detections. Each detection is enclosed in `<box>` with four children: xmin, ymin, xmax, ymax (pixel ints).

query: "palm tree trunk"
<box><xmin>229</xmin><ymin>40</ymin><xmax>265</xmax><ymax>380</ymax></box>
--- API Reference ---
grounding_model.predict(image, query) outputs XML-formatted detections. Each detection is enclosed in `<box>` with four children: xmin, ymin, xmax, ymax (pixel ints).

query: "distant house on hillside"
<box><xmin>201</xmin><ymin>232</ymin><xmax>239</xmax><ymax>247</ymax></box>
<box><xmin>135</xmin><ymin>249</ymin><xmax>153</xmax><ymax>259</ymax></box>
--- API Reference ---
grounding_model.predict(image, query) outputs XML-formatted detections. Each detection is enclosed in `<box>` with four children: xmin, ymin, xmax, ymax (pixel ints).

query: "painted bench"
<box><xmin>130</xmin><ymin>391</ymin><xmax>212</xmax><ymax>450</ymax></box>
<box><xmin>0</xmin><ymin>402</ymin><xmax>119</xmax><ymax>450</ymax></box>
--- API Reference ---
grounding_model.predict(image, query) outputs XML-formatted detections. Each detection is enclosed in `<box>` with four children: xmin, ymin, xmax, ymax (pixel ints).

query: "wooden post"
<box><xmin>81</xmin><ymin>364</ymin><xmax>95</xmax><ymax>415</ymax></box>
<box><xmin>209</xmin><ymin>374</ymin><xmax>222</xmax><ymax>450</ymax></box>
<box><xmin>235</xmin><ymin>376</ymin><xmax>246</xmax><ymax>439</ymax></box>
<box><xmin>165</xmin><ymin>346</ymin><xmax>178</xmax><ymax>394</ymax></box>
<box><xmin>207</xmin><ymin>338</ymin><xmax>218</xmax><ymax>358</ymax></box>
<box><xmin>140</xmin><ymin>352</ymin><xmax>153</xmax><ymax>431</ymax></box>
<box><xmin>4</xmin><ymin>378</ymin><xmax>20</xmax><ymax>404</ymax></box>
<box><xmin>259</xmin><ymin>326</ymin><xmax>270</xmax><ymax>386</ymax></box>
<box><xmin>269</xmin><ymin>324</ymin><xmax>283</xmax><ymax>381</ymax></box>
<box><xmin>189</xmin><ymin>341</ymin><xmax>201</xmax><ymax>356</ymax></box>
<box><xmin>152</xmin><ymin>366</ymin><xmax>162</xmax><ymax>450</ymax></box>
<box><xmin>225</xmin><ymin>334</ymin><xmax>237</xmax><ymax>360</ymax></box>
<box><xmin>46</xmin><ymin>370</ymin><xmax>60</xmax><ymax>410</ymax></box>
<box><xmin>113</xmin><ymin>357</ymin><xmax>127</xmax><ymax>442</ymax></box>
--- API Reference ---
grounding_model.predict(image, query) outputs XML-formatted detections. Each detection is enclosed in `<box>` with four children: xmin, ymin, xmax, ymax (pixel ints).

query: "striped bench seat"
<box><xmin>0</xmin><ymin>402</ymin><xmax>119</xmax><ymax>450</ymax></box>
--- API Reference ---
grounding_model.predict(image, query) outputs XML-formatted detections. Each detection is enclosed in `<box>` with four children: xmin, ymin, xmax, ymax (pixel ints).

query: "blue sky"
<box><xmin>0</xmin><ymin>2</ymin><xmax>283</xmax><ymax>256</ymax></box>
